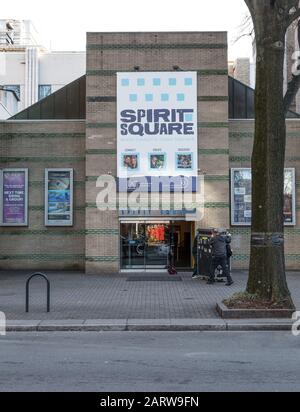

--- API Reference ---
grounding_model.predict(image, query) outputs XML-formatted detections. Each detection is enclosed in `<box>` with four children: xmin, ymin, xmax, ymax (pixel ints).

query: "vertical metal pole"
<box><xmin>47</xmin><ymin>280</ymin><xmax>50</xmax><ymax>313</ymax></box>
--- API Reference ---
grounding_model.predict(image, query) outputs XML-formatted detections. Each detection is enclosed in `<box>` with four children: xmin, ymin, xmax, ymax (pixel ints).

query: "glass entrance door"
<box><xmin>120</xmin><ymin>222</ymin><xmax>170</xmax><ymax>270</ymax></box>
<box><xmin>120</xmin><ymin>221</ymin><xmax>193</xmax><ymax>271</ymax></box>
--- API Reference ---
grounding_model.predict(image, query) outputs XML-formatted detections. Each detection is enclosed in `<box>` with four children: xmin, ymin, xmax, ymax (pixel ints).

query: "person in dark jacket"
<box><xmin>192</xmin><ymin>235</ymin><xmax>201</xmax><ymax>279</ymax></box>
<box><xmin>208</xmin><ymin>229</ymin><xmax>234</xmax><ymax>286</ymax></box>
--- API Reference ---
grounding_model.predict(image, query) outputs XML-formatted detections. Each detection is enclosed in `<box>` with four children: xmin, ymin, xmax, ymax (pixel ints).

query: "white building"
<box><xmin>0</xmin><ymin>19</ymin><xmax>86</xmax><ymax>118</ymax></box>
<box><xmin>0</xmin><ymin>86</ymin><xmax>19</xmax><ymax>118</ymax></box>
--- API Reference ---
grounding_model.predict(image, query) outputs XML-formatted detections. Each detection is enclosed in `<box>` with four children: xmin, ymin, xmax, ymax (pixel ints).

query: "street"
<box><xmin>0</xmin><ymin>331</ymin><xmax>299</xmax><ymax>392</ymax></box>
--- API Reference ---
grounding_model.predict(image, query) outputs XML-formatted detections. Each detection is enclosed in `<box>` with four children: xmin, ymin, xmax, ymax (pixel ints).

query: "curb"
<box><xmin>4</xmin><ymin>318</ymin><xmax>294</xmax><ymax>332</ymax></box>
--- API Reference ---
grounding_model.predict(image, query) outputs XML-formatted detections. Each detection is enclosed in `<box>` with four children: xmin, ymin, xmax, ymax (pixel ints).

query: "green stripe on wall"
<box><xmin>199</xmin><ymin>149</ymin><xmax>229</xmax><ymax>155</ymax></box>
<box><xmin>230</xmin><ymin>227</ymin><xmax>300</xmax><ymax>235</ymax></box>
<box><xmin>230</xmin><ymin>155</ymin><xmax>300</xmax><ymax>162</ymax></box>
<box><xmin>87</xmin><ymin>69</ymin><xmax>228</xmax><ymax>76</ymax></box>
<box><xmin>198</xmin><ymin>96</ymin><xmax>228</xmax><ymax>102</ymax></box>
<box><xmin>0</xmin><ymin>254</ymin><xmax>85</xmax><ymax>261</ymax></box>
<box><xmin>85</xmin><ymin>256</ymin><xmax>119</xmax><ymax>262</ymax></box>
<box><xmin>29</xmin><ymin>181</ymin><xmax>85</xmax><ymax>188</ymax></box>
<box><xmin>86</xmin><ymin>149</ymin><xmax>117</xmax><ymax>155</ymax></box>
<box><xmin>230</xmin><ymin>131</ymin><xmax>300</xmax><ymax>139</ymax></box>
<box><xmin>0</xmin><ymin>156</ymin><xmax>85</xmax><ymax>163</ymax></box>
<box><xmin>0</xmin><ymin>133</ymin><xmax>85</xmax><ymax>139</ymax></box>
<box><xmin>85</xmin><ymin>202</ymin><xmax>229</xmax><ymax>209</ymax></box>
<box><xmin>85</xmin><ymin>149</ymin><xmax>229</xmax><ymax>156</ymax></box>
<box><xmin>87</xmin><ymin>43</ymin><xmax>227</xmax><ymax>50</ymax></box>
<box><xmin>4</xmin><ymin>228</ymin><xmax>300</xmax><ymax>237</ymax></box>
<box><xmin>29</xmin><ymin>206</ymin><xmax>85</xmax><ymax>212</ymax></box>
<box><xmin>230</xmin><ymin>156</ymin><xmax>251</xmax><ymax>162</ymax></box>
<box><xmin>85</xmin><ymin>175</ymin><xmax>230</xmax><ymax>182</ymax></box>
<box><xmin>233</xmin><ymin>254</ymin><xmax>300</xmax><ymax>262</ymax></box>
<box><xmin>0</xmin><ymin>229</ymin><xmax>118</xmax><ymax>236</ymax></box>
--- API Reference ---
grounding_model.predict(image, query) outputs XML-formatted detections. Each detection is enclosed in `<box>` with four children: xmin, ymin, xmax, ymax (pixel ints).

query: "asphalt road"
<box><xmin>0</xmin><ymin>331</ymin><xmax>299</xmax><ymax>392</ymax></box>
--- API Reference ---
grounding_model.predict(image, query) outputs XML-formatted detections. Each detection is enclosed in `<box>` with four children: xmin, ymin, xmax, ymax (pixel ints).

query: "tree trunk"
<box><xmin>245</xmin><ymin>2</ymin><xmax>294</xmax><ymax>307</ymax></box>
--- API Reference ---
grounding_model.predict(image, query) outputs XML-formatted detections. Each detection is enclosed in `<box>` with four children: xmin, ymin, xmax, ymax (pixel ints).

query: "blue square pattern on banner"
<box><xmin>121</xmin><ymin>79</ymin><xmax>130</xmax><ymax>86</ymax></box>
<box><xmin>137</xmin><ymin>78</ymin><xmax>145</xmax><ymax>86</ymax></box>
<box><xmin>153</xmin><ymin>78</ymin><xmax>161</xmax><ymax>86</ymax></box>
<box><xmin>161</xmin><ymin>93</ymin><xmax>169</xmax><ymax>102</ymax></box>
<box><xmin>185</xmin><ymin>78</ymin><xmax>193</xmax><ymax>86</ymax></box>
<box><xmin>185</xmin><ymin>113</ymin><xmax>193</xmax><ymax>122</ymax></box>
<box><xmin>129</xmin><ymin>94</ymin><xmax>137</xmax><ymax>102</ymax></box>
<box><xmin>145</xmin><ymin>94</ymin><xmax>153</xmax><ymax>102</ymax></box>
<box><xmin>177</xmin><ymin>93</ymin><xmax>185</xmax><ymax>102</ymax></box>
<box><xmin>169</xmin><ymin>78</ymin><xmax>177</xmax><ymax>86</ymax></box>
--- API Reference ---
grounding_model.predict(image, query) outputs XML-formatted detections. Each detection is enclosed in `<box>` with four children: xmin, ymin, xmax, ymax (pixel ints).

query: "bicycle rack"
<box><xmin>26</xmin><ymin>273</ymin><xmax>50</xmax><ymax>313</ymax></box>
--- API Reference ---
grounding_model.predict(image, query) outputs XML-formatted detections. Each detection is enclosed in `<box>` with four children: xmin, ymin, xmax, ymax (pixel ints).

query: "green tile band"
<box><xmin>233</xmin><ymin>254</ymin><xmax>300</xmax><ymax>262</ymax></box>
<box><xmin>29</xmin><ymin>206</ymin><xmax>85</xmax><ymax>212</ymax></box>
<box><xmin>85</xmin><ymin>256</ymin><xmax>119</xmax><ymax>262</ymax></box>
<box><xmin>0</xmin><ymin>133</ymin><xmax>85</xmax><ymax>139</ymax></box>
<box><xmin>86</xmin><ymin>149</ymin><xmax>229</xmax><ymax>156</ymax></box>
<box><xmin>87</xmin><ymin>43</ymin><xmax>227</xmax><ymax>50</ymax></box>
<box><xmin>230</xmin><ymin>156</ymin><xmax>251</xmax><ymax>162</ymax></box>
<box><xmin>85</xmin><ymin>175</ymin><xmax>230</xmax><ymax>182</ymax></box>
<box><xmin>0</xmin><ymin>229</ymin><xmax>119</xmax><ymax>236</ymax></box>
<box><xmin>197</xmin><ymin>96</ymin><xmax>228</xmax><ymax>102</ymax></box>
<box><xmin>199</xmin><ymin>149</ymin><xmax>229</xmax><ymax>155</ymax></box>
<box><xmin>87</xmin><ymin>69</ymin><xmax>228</xmax><ymax>76</ymax></box>
<box><xmin>29</xmin><ymin>181</ymin><xmax>85</xmax><ymax>188</ymax></box>
<box><xmin>0</xmin><ymin>156</ymin><xmax>85</xmax><ymax>163</ymax></box>
<box><xmin>86</xmin><ymin>149</ymin><xmax>117</xmax><ymax>155</ymax></box>
<box><xmin>204</xmin><ymin>175</ymin><xmax>229</xmax><ymax>181</ymax></box>
<box><xmin>230</xmin><ymin>155</ymin><xmax>300</xmax><ymax>162</ymax></box>
<box><xmin>85</xmin><ymin>202</ymin><xmax>229</xmax><ymax>209</ymax></box>
<box><xmin>0</xmin><ymin>254</ymin><xmax>85</xmax><ymax>261</ymax></box>
<box><xmin>230</xmin><ymin>131</ymin><xmax>300</xmax><ymax>139</ymax></box>
<box><xmin>230</xmin><ymin>228</ymin><xmax>300</xmax><ymax>235</ymax></box>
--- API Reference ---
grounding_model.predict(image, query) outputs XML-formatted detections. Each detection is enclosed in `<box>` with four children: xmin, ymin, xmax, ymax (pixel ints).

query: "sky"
<box><xmin>1</xmin><ymin>0</ymin><xmax>253</xmax><ymax>61</ymax></box>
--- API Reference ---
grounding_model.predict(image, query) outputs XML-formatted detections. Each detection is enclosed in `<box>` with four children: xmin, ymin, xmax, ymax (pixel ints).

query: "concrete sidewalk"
<box><xmin>0</xmin><ymin>270</ymin><xmax>299</xmax><ymax>331</ymax></box>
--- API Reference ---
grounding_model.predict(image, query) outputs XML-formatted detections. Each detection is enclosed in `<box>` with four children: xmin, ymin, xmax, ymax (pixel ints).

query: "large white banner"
<box><xmin>117</xmin><ymin>72</ymin><xmax>198</xmax><ymax>192</ymax></box>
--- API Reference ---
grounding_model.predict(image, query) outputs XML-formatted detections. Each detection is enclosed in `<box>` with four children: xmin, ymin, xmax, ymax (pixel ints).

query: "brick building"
<box><xmin>0</xmin><ymin>32</ymin><xmax>299</xmax><ymax>273</ymax></box>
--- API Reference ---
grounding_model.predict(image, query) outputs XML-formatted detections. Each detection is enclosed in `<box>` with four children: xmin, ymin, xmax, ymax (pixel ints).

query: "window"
<box><xmin>231</xmin><ymin>168</ymin><xmax>296</xmax><ymax>226</ymax></box>
<box><xmin>0</xmin><ymin>169</ymin><xmax>28</xmax><ymax>226</ymax></box>
<box><xmin>4</xmin><ymin>85</ymin><xmax>20</xmax><ymax>99</ymax></box>
<box><xmin>38</xmin><ymin>85</ymin><xmax>52</xmax><ymax>101</ymax></box>
<box><xmin>45</xmin><ymin>169</ymin><xmax>73</xmax><ymax>226</ymax></box>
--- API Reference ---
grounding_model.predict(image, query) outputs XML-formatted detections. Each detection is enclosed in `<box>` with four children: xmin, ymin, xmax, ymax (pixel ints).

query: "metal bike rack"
<box><xmin>26</xmin><ymin>273</ymin><xmax>50</xmax><ymax>313</ymax></box>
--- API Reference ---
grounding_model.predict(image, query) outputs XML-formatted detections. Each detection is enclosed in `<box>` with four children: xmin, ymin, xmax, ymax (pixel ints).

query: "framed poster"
<box><xmin>0</xmin><ymin>168</ymin><xmax>28</xmax><ymax>226</ymax></box>
<box><xmin>45</xmin><ymin>169</ymin><xmax>73</xmax><ymax>226</ymax></box>
<box><xmin>231</xmin><ymin>168</ymin><xmax>296</xmax><ymax>226</ymax></box>
<box><xmin>117</xmin><ymin>72</ymin><xmax>198</xmax><ymax>192</ymax></box>
<box><xmin>284</xmin><ymin>168</ymin><xmax>296</xmax><ymax>226</ymax></box>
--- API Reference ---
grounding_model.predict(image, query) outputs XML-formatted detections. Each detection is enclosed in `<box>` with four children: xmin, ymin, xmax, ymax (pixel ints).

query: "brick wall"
<box><xmin>85</xmin><ymin>32</ymin><xmax>229</xmax><ymax>273</ymax></box>
<box><xmin>229</xmin><ymin>119</ymin><xmax>300</xmax><ymax>270</ymax></box>
<box><xmin>0</xmin><ymin>120</ymin><xmax>86</xmax><ymax>270</ymax></box>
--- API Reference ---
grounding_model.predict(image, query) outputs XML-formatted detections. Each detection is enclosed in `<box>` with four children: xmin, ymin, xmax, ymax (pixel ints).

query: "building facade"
<box><xmin>0</xmin><ymin>19</ymin><xmax>86</xmax><ymax>117</ymax></box>
<box><xmin>0</xmin><ymin>31</ymin><xmax>299</xmax><ymax>273</ymax></box>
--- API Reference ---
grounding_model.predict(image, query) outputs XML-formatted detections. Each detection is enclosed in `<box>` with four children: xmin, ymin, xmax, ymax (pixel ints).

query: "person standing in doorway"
<box><xmin>207</xmin><ymin>229</ymin><xmax>234</xmax><ymax>286</ymax></box>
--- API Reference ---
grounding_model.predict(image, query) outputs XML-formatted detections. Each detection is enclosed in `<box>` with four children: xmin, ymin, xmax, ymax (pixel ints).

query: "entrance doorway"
<box><xmin>120</xmin><ymin>221</ymin><xmax>193</xmax><ymax>271</ymax></box>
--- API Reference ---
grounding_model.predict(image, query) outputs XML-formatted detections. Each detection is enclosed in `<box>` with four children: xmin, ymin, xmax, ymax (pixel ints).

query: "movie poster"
<box><xmin>2</xmin><ymin>169</ymin><xmax>28</xmax><ymax>226</ymax></box>
<box><xmin>231</xmin><ymin>168</ymin><xmax>296</xmax><ymax>226</ymax></box>
<box><xmin>45</xmin><ymin>169</ymin><xmax>73</xmax><ymax>226</ymax></box>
